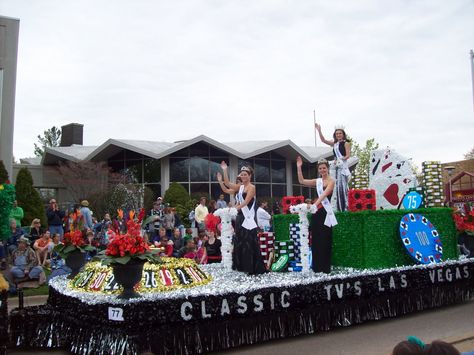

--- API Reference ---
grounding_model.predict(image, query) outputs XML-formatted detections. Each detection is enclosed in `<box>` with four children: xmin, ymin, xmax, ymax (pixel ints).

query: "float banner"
<box><xmin>9</xmin><ymin>260</ymin><xmax>474</xmax><ymax>355</ymax></box>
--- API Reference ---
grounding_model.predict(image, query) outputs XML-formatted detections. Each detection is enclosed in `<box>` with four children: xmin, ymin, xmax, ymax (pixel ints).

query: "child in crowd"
<box><xmin>171</xmin><ymin>228</ymin><xmax>183</xmax><ymax>257</ymax></box>
<box><xmin>154</xmin><ymin>232</ymin><xmax>174</xmax><ymax>257</ymax></box>
<box><xmin>33</xmin><ymin>231</ymin><xmax>52</xmax><ymax>267</ymax></box>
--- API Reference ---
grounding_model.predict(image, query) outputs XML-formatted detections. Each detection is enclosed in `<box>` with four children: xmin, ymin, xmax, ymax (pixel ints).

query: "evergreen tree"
<box><xmin>0</xmin><ymin>160</ymin><xmax>9</xmax><ymax>184</ymax></box>
<box><xmin>15</xmin><ymin>167</ymin><xmax>47</xmax><ymax>227</ymax></box>
<box><xmin>164</xmin><ymin>182</ymin><xmax>190</xmax><ymax>207</ymax></box>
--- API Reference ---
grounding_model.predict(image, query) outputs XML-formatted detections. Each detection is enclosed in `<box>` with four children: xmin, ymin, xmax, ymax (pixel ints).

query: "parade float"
<box><xmin>7</xmin><ymin>153</ymin><xmax>474</xmax><ymax>355</ymax></box>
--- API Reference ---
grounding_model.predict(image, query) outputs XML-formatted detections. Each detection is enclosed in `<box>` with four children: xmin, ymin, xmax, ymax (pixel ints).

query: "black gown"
<box><xmin>233</xmin><ymin>193</ymin><xmax>266</xmax><ymax>274</ymax></box>
<box><xmin>311</xmin><ymin>192</ymin><xmax>333</xmax><ymax>274</ymax></box>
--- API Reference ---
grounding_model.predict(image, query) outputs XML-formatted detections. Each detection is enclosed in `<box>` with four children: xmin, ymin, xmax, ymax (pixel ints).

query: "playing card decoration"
<box><xmin>399</xmin><ymin>213</ymin><xmax>443</xmax><ymax>264</ymax></box>
<box><xmin>369</xmin><ymin>148</ymin><xmax>417</xmax><ymax>209</ymax></box>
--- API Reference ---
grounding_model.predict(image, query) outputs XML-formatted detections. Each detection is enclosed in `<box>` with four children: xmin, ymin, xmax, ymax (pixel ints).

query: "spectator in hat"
<box><xmin>80</xmin><ymin>200</ymin><xmax>93</xmax><ymax>230</ymax></box>
<box><xmin>10</xmin><ymin>236</ymin><xmax>43</xmax><ymax>280</ymax></box>
<box><xmin>47</xmin><ymin>199</ymin><xmax>65</xmax><ymax>238</ymax></box>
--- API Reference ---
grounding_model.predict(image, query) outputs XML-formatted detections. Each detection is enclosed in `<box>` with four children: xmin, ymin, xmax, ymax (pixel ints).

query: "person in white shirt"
<box><xmin>256</xmin><ymin>200</ymin><xmax>272</xmax><ymax>231</ymax></box>
<box><xmin>194</xmin><ymin>197</ymin><xmax>209</xmax><ymax>231</ymax></box>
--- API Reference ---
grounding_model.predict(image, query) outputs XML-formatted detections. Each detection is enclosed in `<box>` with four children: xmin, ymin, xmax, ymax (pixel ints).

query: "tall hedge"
<box><xmin>15</xmin><ymin>167</ymin><xmax>47</xmax><ymax>227</ymax></box>
<box><xmin>0</xmin><ymin>160</ymin><xmax>9</xmax><ymax>184</ymax></box>
<box><xmin>164</xmin><ymin>182</ymin><xmax>190</xmax><ymax>207</ymax></box>
<box><xmin>0</xmin><ymin>184</ymin><xmax>15</xmax><ymax>240</ymax></box>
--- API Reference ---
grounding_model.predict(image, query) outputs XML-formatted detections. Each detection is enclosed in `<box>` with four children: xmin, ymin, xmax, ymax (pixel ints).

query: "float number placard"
<box><xmin>108</xmin><ymin>307</ymin><xmax>124</xmax><ymax>321</ymax></box>
<box><xmin>402</xmin><ymin>191</ymin><xmax>422</xmax><ymax>210</ymax></box>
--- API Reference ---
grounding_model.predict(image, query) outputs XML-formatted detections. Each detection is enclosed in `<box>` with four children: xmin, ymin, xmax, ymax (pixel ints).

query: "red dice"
<box><xmin>348</xmin><ymin>189</ymin><xmax>376</xmax><ymax>212</ymax></box>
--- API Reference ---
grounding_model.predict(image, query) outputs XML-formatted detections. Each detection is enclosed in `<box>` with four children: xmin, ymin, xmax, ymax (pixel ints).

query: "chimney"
<box><xmin>60</xmin><ymin>123</ymin><xmax>83</xmax><ymax>147</ymax></box>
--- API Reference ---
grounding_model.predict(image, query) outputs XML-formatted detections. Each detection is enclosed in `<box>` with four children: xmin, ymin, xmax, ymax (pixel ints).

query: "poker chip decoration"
<box><xmin>399</xmin><ymin>213</ymin><xmax>443</xmax><ymax>264</ymax></box>
<box><xmin>258</xmin><ymin>232</ymin><xmax>275</xmax><ymax>267</ymax></box>
<box><xmin>273</xmin><ymin>240</ymin><xmax>295</xmax><ymax>271</ymax></box>
<box><xmin>348</xmin><ymin>189</ymin><xmax>376</xmax><ymax>212</ymax></box>
<box><xmin>289</xmin><ymin>223</ymin><xmax>301</xmax><ymax>262</ymax></box>
<box><xmin>422</xmin><ymin>161</ymin><xmax>444</xmax><ymax>207</ymax></box>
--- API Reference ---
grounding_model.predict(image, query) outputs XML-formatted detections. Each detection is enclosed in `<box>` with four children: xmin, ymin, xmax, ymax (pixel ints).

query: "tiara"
<box><xmin>334</xmin><ymin>124</ymin><xmax>345</xmax><ymax>130</ymax></box>
<box><xmin>240</xmin><ymin>166</ymin><xmax>251</xmax><ymax>173</ymax></box>
<box><xmin>317</xmin><ymin>158</ymin><xmax>328</xmax><ymax>164</ymax></box>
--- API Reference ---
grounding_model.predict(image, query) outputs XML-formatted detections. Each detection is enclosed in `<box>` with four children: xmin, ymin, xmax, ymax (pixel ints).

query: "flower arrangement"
<box><xmin>100</xmin><ymin>211</ymin><xmax>161</xmax><ymax>265</ymax></box>
<box><xmin>53</xmin><ymin>230</ymin><xmax>96</xmax><ymax>259</ymax></box>
<box><xmin>453</xmin><ymin>209</ymin><xmax>474</xmax><ymax>236</ymax></box>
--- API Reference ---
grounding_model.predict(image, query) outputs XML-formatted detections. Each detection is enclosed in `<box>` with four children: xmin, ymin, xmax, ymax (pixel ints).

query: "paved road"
<box><xmin>219</xmin><ymin>300</ymin><xmax>474</xmax><ymax>355</ymax></box>
<box><xmin>7</xmin><ymin>299</ymin><xmax>474</xmax><ymax>354</ymax></box>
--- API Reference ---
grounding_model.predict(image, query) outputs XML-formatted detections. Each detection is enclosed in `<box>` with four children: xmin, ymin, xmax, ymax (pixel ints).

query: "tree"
<box><xmin>0</xmin><ymin>160</ymin><xmax>9</xmax><ymax>184</ymax></box>
<box><xmin>34</xmin><ymin>126</ymin><xmax>62</xmax><ymax>157</ymax></box>
<box><xmin>15</xmin><ymin>167</ymin><xmax>46</xmax><ymax>227</ymax></box>
<box><xmin>464</xmin><ymin>147</ymin><xmax>474</xmax><ymax>160</ymax></box>
<box><xmin>164</xmin><ymin>182</ymin><xmax>190</xmax><ymax>207</ymax></box>
<box><xmin>351</xmin><ymin>138</ymin><xmax>380</xmax><ymax>177</ymax></box>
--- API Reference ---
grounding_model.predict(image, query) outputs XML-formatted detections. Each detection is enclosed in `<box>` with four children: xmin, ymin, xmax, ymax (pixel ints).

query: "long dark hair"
<box><xmin>332</xmin><ymin>129</ymin><xmax>348</xmax><ymax>142</ymax></box>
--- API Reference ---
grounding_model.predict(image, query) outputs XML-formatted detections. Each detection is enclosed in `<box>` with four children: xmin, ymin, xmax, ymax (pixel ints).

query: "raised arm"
<box><xmin>296</xmin><ymin>156</ymin><xmax>317</xmax><ymax>187</ymax></box>
<box><xmin>216</xmin><ymin>172</ymin><xmax>235</xmax><ymax>194</ymax></box>
<box><xmin>314</xmin><ymin>178</ymin><xmax>335</xmax><ymax>206</ymax></box>
<box><xmin>315</xmin><ymin>123</ymin><xmax>334</xmax><ymax>146</ymax></box>
<box><xmin>220</xmin><ymin>161</ymin><xmax>240</xmax><ymax>191</ymax></box>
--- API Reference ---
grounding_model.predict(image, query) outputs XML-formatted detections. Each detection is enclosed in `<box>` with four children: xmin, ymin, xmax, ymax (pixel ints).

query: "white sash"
<box><xmin>334</xmin><ymin>142</ymin><xmax>351</xmax><ymax>177</ymax></box>
<box><xmin>316</xmin><ymin>178</ymin><xmax>338</xmax><ymax>227</ymax></box>
<box><xmin>237</xmin><ymin>185</ymin><xmax>258</xmax><ymax>230</ymax></box>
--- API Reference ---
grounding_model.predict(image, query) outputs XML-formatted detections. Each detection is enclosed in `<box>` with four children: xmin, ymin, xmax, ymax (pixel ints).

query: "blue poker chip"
<box><xmin>402</xmin><ymin>191</ymin><xmax>424</xmax><ymax>210</ymax></box>
<box><xmin>399</xmin><ymin>213</ymin><xmax>442</xmax><ymax>264</ymax></box>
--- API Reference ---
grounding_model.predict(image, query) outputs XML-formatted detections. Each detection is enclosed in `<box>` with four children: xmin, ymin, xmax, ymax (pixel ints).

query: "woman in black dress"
<box><xmin>220</xmin><ymin>162</ymin><xmax>266</xmax><ymax>275</ymax></box>
<box><xmin>296</xmin><ymin>156</ymin><xmax>336</xmax><ymax>273</ymax></box>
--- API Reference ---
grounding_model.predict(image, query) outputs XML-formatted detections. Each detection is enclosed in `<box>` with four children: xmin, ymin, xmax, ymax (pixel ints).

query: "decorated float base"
<box><xmin>9</xmin><ymin>259</ymin><xmax>474</xmax><ymax>355</ymax></box>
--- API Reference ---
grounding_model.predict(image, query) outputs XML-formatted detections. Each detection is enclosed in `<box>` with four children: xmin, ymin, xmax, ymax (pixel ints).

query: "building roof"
<box><xmin>42</xmin><ymin>135</ymin><xmax>357</xmax><ymax>166</ymax></box>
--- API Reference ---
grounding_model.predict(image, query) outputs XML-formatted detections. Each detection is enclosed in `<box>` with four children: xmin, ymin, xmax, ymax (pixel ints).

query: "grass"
<box><xmin>9</xmin><ymin>268</ymin><xmax>51</xmax><ymax>298</ymax></box>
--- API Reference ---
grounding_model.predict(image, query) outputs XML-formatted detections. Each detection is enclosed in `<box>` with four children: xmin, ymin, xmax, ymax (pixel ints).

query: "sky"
<box><xmin>2</xmin><ymin>0</ymin><xmax>474</xmax><ymax>167</ymax></box>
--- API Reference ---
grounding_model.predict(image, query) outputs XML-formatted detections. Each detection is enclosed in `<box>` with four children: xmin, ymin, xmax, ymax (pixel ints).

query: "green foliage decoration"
<box><xmin>0</xmin><ymin>183</ymin><xmax>16</xmax><ymax>240</ymax></box>
<box><xmin>273</xmin><ymin>208</ymin><xmax>458</xmax><ymax>269</ymax></box>
<box><xmin>15</xmin><ymin>168</ymin><xmax>47</xmax><ymax>227</ymax></box>
<box><xmin>0</xmin><ymin>160</ymin><xmax>9</xmax><ymax>184</ymax></box>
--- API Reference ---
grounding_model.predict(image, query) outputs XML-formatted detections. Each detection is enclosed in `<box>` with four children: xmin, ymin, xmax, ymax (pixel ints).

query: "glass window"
<box><xmin>190</xmin><ymin>183</ymin><xmax>210</xmax><ymax>200</ymax></box>
<box><xmin>255</xmin><ymin>152</ymin><xmax>271</xmax><ymax>159</ymax></box>
<box><xmin>145</xmin><ymin>183</ymin><xmax>162</xmax><ymax>200</ymax></box>
<box><xmin>209</xmin><ymin>146</ymin><xmax>228</xmax><ymax>157</ymax></box>
<box><xmin>271</xmin><ymin>160</ymin><xmax>286</xmax><ymax>183</ymax></box>
<box><xmin>255</xmin><ymin>159</ymin><xmax>270</xmax><ymax>183</ymax></box>
<box><xmin>256</xmin><ymin>184</ymin><xmax>271</xmax><ymax>200</ymax></box>
<box><xmin>144</xmin><ymin>159</ymin><xmax>161</xmax><ymax>183</ymax></box>
<box><xmin>108</xmin><ymin>159</ymin><xmax>125</xmax><ymax>174</ymax></box>
<box><xmin>125</xmin><ymin>159</ymin><xmax>143</xmax><ymax>183</ymax></box>
<box><xmin>272</xmin><ymin>184</ymin><xmax>287</xmax><ymax>199</ymax></box>
<box><xmin>189</xmin><ymin>142</ymin><xmax>209</xmax><ymax>157</ymax></box>
<box><xmin>211</xmin><ymin>183</ymin><xmax>224</xmax><ymax>201</ymax></box>
<box><xmin>190</xmin><ymin>157</ymin><xmax>209</xmax><ymax>182</ymax></box>
<box><xmin>210</xmin><ymin>159</ymin><xmax>222</xmax><ymax>182</ymax></box>
<box><xmin>292</xmin><ymin>185</ymin><xmax>302</xmax><ymax>196</ymax></box>
<box><xmin>271</xmin><ymin>151</ymin><xmax>285</xmax><ymax>160</ymax></box>
<box><xmin>108</xmin><ymin>150</ymin><xmax>125</xmax><ymax>161</ymax></box>
<box><xmin>170</xmin><ymin>147</ymin><xmax>189</xmax><ymax>157</ymax></box>
<box><xmin>124</xmin><ymin>150</ymin><xmax>143</xmax><ymax>160</ymax></box>
<box><xmin>170</xmin><ymin>158</ymin><xmax>189</xmax><ymax>181</ymax></box>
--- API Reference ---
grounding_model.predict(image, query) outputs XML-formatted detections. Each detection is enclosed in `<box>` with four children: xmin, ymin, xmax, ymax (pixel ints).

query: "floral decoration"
<box><xmin>453</xmin><ymin>209</ymin><xmax>474</xmax><ymax>236</ymax></box>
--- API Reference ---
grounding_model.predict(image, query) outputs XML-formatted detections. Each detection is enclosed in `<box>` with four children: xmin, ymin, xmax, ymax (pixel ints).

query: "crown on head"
<box><xmin>334</xmin><ymin>124</ymin><xmax>345</xmax><ymax>130</ymax></box>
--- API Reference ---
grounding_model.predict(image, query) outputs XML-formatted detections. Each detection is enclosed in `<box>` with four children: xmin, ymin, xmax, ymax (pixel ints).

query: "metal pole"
<box><xmin>313</xmin><ymin>110</ymin><xmax>317</xmax><ymax>147</ymax></box>
<box><xmin>470</xmin><ymin>50</ymin><xmax>474</xmax><ymax>112</ymax></box>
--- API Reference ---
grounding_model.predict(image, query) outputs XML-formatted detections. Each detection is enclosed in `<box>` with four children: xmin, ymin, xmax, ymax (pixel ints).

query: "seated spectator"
<box><xmin>34</xmin><ymin>231</ymin><xmax>52</xmax><ymax>267</ymax></box>
<box><xmin>392</xmin><ymin>337</ymin><xmax>461</xmax><ymax>355</ymax></box>
<box><xmin>162</xmin><ymin>207</ymin><xmax>175</xmax><ymax>238</ymax></box>
<box><xmin>7</xmin><ymin>219</ymin><xmax>24</xmax><ymax>255</ymax></box>
<box><xmin>152</xmin><ymin>227</ymin><xmax>167</xmax><ymax>245</ymax></box>
<box><xmin>183</xmin><ymin>228</ymin><xmax>194</xmax><ymax>244</ymax></box>
<box><xmin>29</xmin><ymin>218</ymin><xmax>44</xmax><ymax>244</ymax></box>
<box><xmin>177</xmin><ymin>238</ymin><xmax>198</xmax><ymax>260</ymax></box>
<box><xmin>10</xmin><ymin>236</ymin><xmax>43</xmax><ymax>281</ymax></box>
<box><xmin>171</xmin><ymin>228</ymin><xmax>184</xmax><ymax>257</ymax></box>
<box><xmin>154</xmin><ymin>233</ymin><xmax>174</xmax><ymax>257</ymax></box>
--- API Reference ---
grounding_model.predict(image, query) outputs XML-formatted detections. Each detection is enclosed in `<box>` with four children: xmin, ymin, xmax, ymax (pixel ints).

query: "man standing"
<box><xmin>9</xmin><ymin>200</ymin><xmax>24</xmax><ymax>228</ymax></box>
<box><xmin>80</xmin><ymin>200</ymin><xmax>93</xmax><ymax>230</ymax></box>
<box><xmin>216</xmin><ymin>194</ymin><xmax>227</xmax><ymax>209</ymax></box>
<box><xmin>257</xmin><ymin>200</ymin><xmax>272</xmax><ymax>231</ymax></box>
<box><xmin>46</xmin><ymin>199</ymin><xmax>65</xmax><ymax>238</ymax></box>
<box><xmin>194</xmin><ymin>197</ymin><xmax>209</xmax><ymax>231</ymax></box>
<box><xmin>149</xmin><ymin>197</ymin><xmax>164</xmax><ymax>239</ymax></box>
